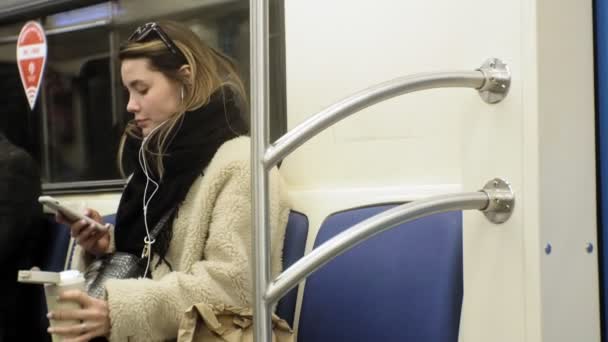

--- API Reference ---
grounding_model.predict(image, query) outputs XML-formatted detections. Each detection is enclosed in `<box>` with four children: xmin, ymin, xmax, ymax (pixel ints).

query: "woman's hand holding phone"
<box><xmin>56</xmin><ymin>209</ymin><xmax>110</xmax><ymax>256</ymax></box>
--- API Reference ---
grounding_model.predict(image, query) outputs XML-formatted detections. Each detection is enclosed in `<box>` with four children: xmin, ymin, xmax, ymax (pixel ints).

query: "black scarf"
<box><xmin>115</xmin><ymin>88</ymin><xmax>248</xmax><ymax>266</ymax></box>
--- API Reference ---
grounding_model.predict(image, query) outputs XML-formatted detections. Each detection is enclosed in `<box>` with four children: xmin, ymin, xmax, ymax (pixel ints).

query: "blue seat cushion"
<box><xmin>276</xmin><ymin>210</ymin><xmax>309</xmax><ymax>327</ymax></box>
<box><xmin>297</xmin><ymin>204</ymin><xmax>463</xmax><ymax>342</ymax></box>
<box><xmin>104</xmin><ymin>214</ymin><xmax>117</xmax><ymax>226</ymax></box>
<box><xmin>41</xmin><ymin>216</ymin><xmax>71</xmax><ymax>272</ymax></box>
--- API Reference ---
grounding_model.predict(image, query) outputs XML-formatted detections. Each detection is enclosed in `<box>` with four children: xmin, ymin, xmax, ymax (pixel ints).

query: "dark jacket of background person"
<box><xmin>0</xmin><ymin>132</ymin><xmax>47</xmax><ymax>341</ymax></box>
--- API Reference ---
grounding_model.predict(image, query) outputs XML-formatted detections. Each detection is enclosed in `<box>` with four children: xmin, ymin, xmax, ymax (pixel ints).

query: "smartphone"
<box><xmin>38</xmin><ymin>196</ymin><xmax>109</xmax><ymax>232</ymax></box>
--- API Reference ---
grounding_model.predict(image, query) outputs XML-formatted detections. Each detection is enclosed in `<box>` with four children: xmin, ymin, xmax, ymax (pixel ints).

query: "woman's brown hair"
<box><xmin>117</xmin><ymin>20</ymin><xmax>247</xmax><ymax>178</ymax></box>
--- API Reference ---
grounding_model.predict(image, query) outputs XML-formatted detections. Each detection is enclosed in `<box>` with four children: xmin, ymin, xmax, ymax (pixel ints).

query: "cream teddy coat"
<box><xmin>71</xmin><ymin>137</ymin><xmax>289</xmax><ymax>341</ymax></box>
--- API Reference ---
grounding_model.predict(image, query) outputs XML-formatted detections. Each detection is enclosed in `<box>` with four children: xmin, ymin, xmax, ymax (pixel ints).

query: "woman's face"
<box><xmin>121</xmin><ymin>58</ymin><xmax>181</xmax><ymax>137</ymax></box>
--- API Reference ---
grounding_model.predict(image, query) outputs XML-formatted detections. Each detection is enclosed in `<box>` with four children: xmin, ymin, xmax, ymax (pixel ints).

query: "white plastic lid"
<box><xmin>59</xmin><ymin>270</ymin><xmax>84</xmax><ymax>285</ymax></box>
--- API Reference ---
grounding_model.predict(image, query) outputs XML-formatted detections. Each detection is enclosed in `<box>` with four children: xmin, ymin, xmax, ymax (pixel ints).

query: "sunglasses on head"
<box><xmin>128</xmin><ymin>22</ymin><xmax>186</xmax><ymax>60</ymax></box>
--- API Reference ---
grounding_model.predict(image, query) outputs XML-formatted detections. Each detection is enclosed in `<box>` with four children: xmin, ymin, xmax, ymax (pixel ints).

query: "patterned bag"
<box><xmin>83</xmin><ymin>208</ymin><xmax>174</xmax><ymax>298</ymax></box>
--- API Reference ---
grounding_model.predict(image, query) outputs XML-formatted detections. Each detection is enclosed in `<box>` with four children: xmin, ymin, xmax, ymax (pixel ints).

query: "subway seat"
<box><xmin>41</xmin><ymin>215</ymin><xmax>73</xmax><ymax>272</ymax></box>
<box><xmin>276</xmin><ymin>210</ymin><xmax>309</xmax><ymax>327</ymax></box>
<box><xmin>296</xmin><ymin>205</ymin><xmax>463</xmax><ymax>342</ymax></box>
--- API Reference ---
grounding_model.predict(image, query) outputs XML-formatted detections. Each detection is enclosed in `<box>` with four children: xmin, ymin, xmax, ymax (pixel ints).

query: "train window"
<box><xmin>45</xmin><ymin>26</ymin><xmax>121</xmax><ymax>184</ymax></box>
<box><xmin>0</xmin><ymin>0</ymin><xmax>286</xmax><ymax>193</ymax></box>
<box><xmin>0</xmin><ymin>25</ymin><xmax>121</xmax><ymax>187</ymax></box>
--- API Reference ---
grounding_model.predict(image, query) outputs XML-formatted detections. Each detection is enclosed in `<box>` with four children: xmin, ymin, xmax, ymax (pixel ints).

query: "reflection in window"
<box><xmin>41</xmin><ymin>26</ymin><xmax>123</xmax><ymax>183</ymax></box>
<box><xmin>0</xmin><ymin>60</ymin><xmax>40</xmax><ymax>159</ymax></box>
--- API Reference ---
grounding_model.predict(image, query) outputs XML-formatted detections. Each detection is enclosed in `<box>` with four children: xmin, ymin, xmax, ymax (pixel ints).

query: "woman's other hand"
<box><xmin>47</xmin><ymin>290</ymin><xmax>111</xmax><ymax>342</ymax></box>
<box><xmin>56</xmin><ymin>209</ymin><xmax>110</xmax><ymax>256</ymax></box>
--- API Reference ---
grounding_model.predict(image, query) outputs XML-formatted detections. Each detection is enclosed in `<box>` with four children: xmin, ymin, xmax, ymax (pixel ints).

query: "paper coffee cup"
<box><xmin>44</xmin><ymin>270</ymin><xmax>85</xmax><ymax>342</ymax></box>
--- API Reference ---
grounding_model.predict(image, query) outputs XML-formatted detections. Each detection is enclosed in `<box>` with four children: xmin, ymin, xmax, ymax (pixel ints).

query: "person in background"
<box><xmin>51</xmin><ymin>21</ymin><xmax>289</xmax><ymax>341</ymax></box>
<box><xmin>0</xmin><ymin>130</ymin><xmax>46</xmax><ymax>341</ymax></box>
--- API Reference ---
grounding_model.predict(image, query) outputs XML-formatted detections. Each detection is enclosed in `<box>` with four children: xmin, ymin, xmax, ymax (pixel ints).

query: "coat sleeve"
<box><xmin>0</xmin><ymin>149</ymin><xmax>41</xmax><ymax>264</ymax></box>
<box><xmin>104</xmin><ymin>161</ymin><xmax>288</xmax><ymax>341</ymax></box>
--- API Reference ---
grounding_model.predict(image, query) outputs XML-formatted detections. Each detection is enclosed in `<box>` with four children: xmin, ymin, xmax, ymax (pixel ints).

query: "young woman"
<box><xmin>50</xmin><ymin>21</ymin><xmax>289</xmax><ymax>341</ymax></box>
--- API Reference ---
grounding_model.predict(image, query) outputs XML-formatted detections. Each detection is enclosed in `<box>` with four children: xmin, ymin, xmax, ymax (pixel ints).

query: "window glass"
<box><xmin>0</xmin><ymin>24</ymin><xmax>122</xmax><ymax>184</ymax></box>
<box><xmin>0</xmin><ymin>21</ymin><xmax>26</xmax><ymax>39</ymax></box>
<box><xmin>0</xmin><ymin>39</ymin><xmax>40</xmax><ymax>157</ymax></box>
<box><xmin>43</xmin><ymin>26</ymin><xmax>122</xmax><ymax>183</ymax></box>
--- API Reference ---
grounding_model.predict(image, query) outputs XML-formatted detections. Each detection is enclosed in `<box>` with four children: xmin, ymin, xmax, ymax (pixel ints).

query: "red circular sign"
<box><xmin>17</xmin><ymin>21</ymin><xmax>47</xmax><ymax>110</ymax></box>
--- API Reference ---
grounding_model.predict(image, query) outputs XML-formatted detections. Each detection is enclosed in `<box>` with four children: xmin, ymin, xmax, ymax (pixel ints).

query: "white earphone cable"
<box><xmin>137</xmin><ymin>120</ymin><xmax>169</xmax><ymax>277</ymax></box>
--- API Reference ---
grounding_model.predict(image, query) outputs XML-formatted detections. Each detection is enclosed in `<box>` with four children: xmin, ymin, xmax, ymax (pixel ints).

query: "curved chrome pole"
<box><xmin>264</xmin><ymin>177</ymin><xmax>515</xmax><ymax>304</ymax></box>
<box><xmin>263</xmin><ymin>59</ymin><xmax>510</xmax><ymax>168</ymax></box>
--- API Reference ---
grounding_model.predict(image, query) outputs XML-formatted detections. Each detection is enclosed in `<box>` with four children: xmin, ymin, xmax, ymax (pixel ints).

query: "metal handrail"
<box><xmin>250</xmin><ymin>1</ymin><xmax>513</xmax><ymax>341</ymax></box>
<box><xmin>266</xmin><ymin>191</ymin><xmax>488</xmax><ymax>303</ymax></box>
<box><xmin>265</xmin><ymin>178</ymin><xmax>514</xmax><ymax>304</ymax></box>
<box><xmin>264</xmin><ymin>64</ymin><xmax>509</xmax><ymax>167</ymax></box>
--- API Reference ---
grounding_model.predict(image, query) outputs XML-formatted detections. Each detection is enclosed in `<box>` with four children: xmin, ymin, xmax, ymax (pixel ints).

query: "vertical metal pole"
<box><xmin>108</xmin><ymin>0</ymin><xmax>119</xmax><ymax>127</ymax></box>
<box><xmin>39</xmin><ymin>77</ymin><xmax>51</xmax><ymax>181</ymax></box>
<box><xmin>250</xmin><ymin>0</ymin><xmax>272</xmax><ymax>341</ymax></box>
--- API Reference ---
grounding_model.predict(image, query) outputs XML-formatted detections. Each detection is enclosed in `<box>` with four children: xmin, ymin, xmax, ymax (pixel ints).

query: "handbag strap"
<box><xmin>139</xmin><ymin>206</ymin><xmax>177</xmax><ymax>260</ymax></box>
<box><xmin>148</xmin><ymin>206</ymin><xmax>177</xmax><ymax>241</ymax></box>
